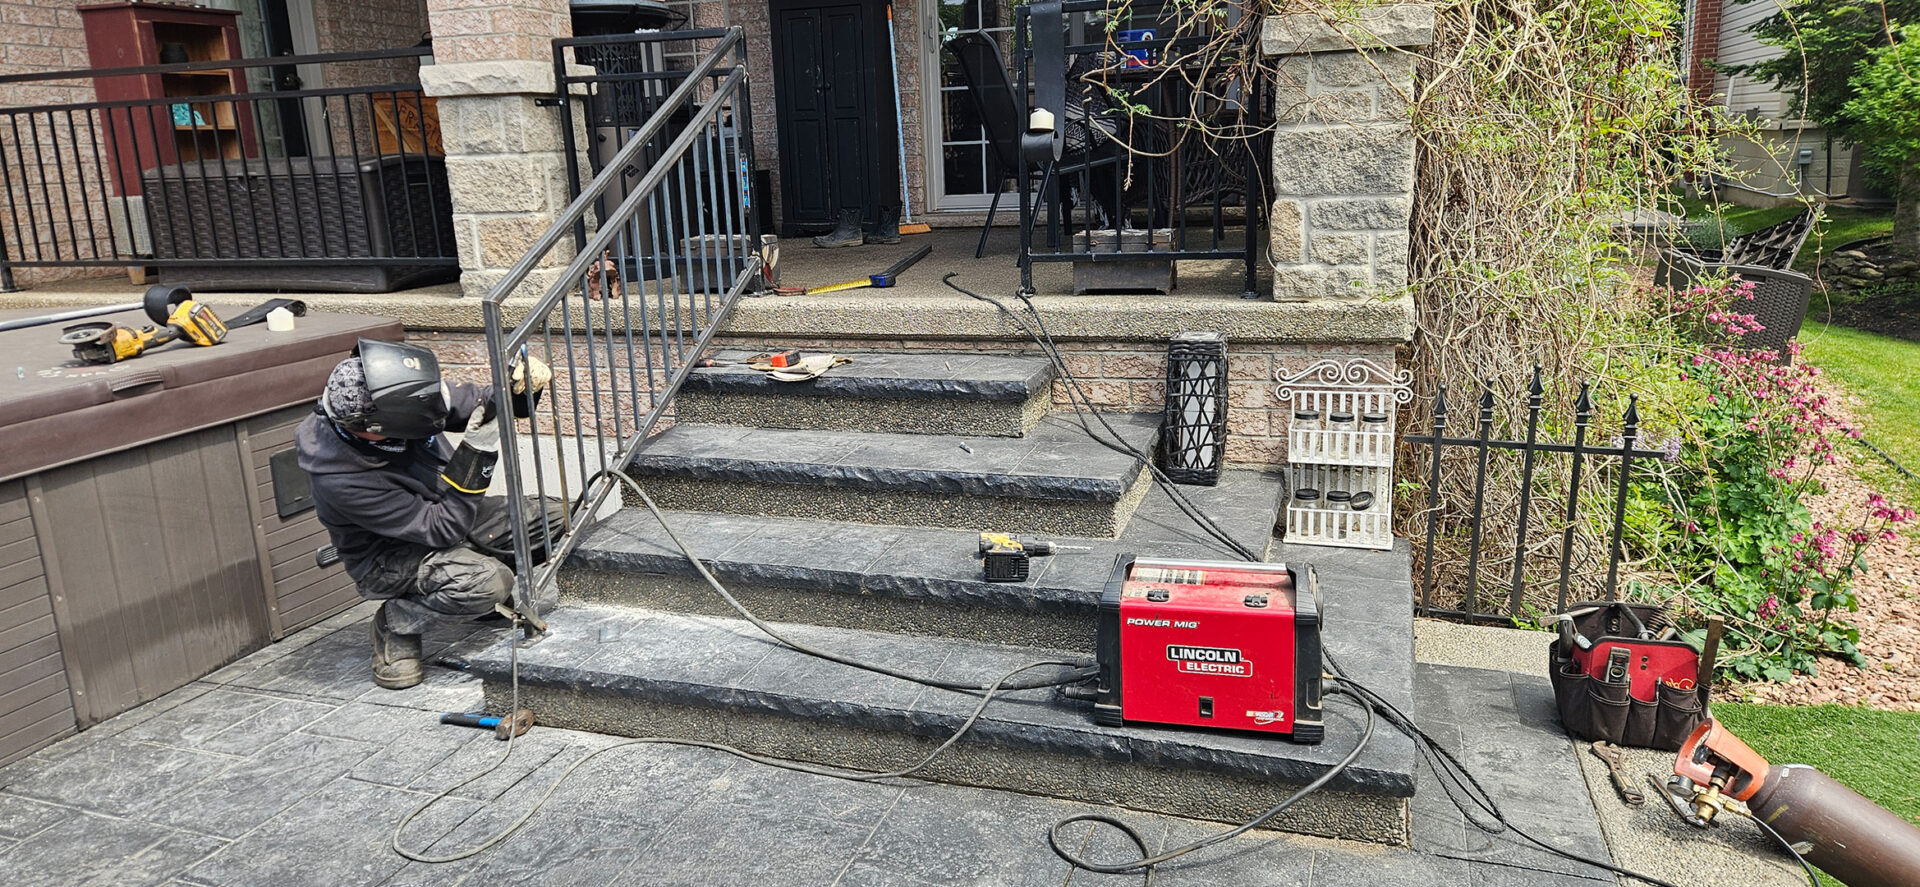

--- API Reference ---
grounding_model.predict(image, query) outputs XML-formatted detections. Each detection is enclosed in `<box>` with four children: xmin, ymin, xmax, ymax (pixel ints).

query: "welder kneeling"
<box><xmin>296</xmin><ymin>339</ymin><xmax>550</xmax><ymax>690</ymax></box>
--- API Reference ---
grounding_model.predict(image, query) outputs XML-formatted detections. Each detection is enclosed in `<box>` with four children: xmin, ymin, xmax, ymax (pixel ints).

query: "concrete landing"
<box><xmin>0</xmin><ymin>599</ymin><xmax>1703</xmax><ymax>887</ymax></box>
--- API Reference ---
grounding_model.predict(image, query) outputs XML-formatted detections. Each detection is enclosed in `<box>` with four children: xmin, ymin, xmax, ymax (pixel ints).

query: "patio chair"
<box><xmin>1656</xmin><ymin>209</ymin><xmax>1816</xmax><ymax>362</ymax></box>
<box><xmin>946</xmin><ymin>32</ymin><xmax>1117</xmax><ymax>259</ymax></box>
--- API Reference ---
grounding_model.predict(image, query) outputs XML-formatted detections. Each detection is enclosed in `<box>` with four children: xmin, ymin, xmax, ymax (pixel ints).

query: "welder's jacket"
<box><xmin>295</xmin><ymin>381</ymin><xmax>493</xmax><ymax>592</ymax></box>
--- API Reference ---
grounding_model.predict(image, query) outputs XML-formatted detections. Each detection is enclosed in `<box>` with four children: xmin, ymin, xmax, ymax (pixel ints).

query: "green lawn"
<box><xmin>1801</xmin><ymin>323</ymin><xmax>1920</xmax><ymax>499</ymax></box>
<box><xmin>1711</xmin><ymin>702</ymin><xmax>1920</xmax><ymax>885</ymax></box>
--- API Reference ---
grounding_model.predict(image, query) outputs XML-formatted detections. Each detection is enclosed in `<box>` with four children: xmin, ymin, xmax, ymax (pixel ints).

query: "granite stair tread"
<box><xmin>455</xmin><ymin>601</ymin><xmax>1417</xmax><ymax>797</ymax></box>
<box><xmin>570</xmin><ymin>468</ymin><xmax>1287</xmax><ymax>615</ymax></box>
<box><xmin>684</xmin><ymin>351</ymin><xmax>1053</xmax><ymax>401</ymax></box>
<box><xmin>627</xmin><ymin>413</ymin><xmax>1158</xmax><ymax>502</ymax></box>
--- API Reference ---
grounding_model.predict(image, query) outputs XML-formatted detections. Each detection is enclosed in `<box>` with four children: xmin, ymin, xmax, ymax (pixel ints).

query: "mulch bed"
<box><xmin>1724</xmin><ymin>382</ymin><xmax>1920</xmax><ymax>712</ymax></box>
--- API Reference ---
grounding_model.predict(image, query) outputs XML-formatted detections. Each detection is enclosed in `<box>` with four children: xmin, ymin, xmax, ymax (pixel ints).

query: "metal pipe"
<box><xmin>1751</xmin><ymin>765</ymin><xmax>1920</xmax><ymax>887</ymax></box>
<box><xmin>0</xmin><ymin>302</ymin><xmax>142</xmax><ymax>333</ymax></box>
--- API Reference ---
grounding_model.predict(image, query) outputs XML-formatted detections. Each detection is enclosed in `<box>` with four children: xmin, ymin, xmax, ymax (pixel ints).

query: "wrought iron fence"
<box><xmin>0</xmin><ymin>47</ymin><xmax>453</xmax><ymax>292</ymax></box>
<box><xmin>484</xmin><ymin>27</ymin><xmax>761</xmax><ymax>630</ymax></box>
<box><xmin>1014</xmin><ymin>0</ymin><xmax>1269</xmax><ymax>297</ymax></box>
<box><xmin>1404</xmin><ymin>368</ymin><xmax>1666</xmax><ymax>624</ymax></box>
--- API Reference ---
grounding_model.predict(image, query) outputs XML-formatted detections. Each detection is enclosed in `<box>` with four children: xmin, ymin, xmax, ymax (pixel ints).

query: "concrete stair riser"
<box><xmin>620</xmin><ymin>472</ymin><xmax>1153</xmax><ymax>537</ymax></box>
<box><xmin>489</xmin><ymin>678</ymin><xmax>1411</xmax><ymax>844</ymax></box>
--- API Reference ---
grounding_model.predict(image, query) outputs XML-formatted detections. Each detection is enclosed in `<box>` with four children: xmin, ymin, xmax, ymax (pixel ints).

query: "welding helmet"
<box><xmin>325</xmin><ymin>338</ymin><xmax>450</xmax><ymax>439</ymax></box>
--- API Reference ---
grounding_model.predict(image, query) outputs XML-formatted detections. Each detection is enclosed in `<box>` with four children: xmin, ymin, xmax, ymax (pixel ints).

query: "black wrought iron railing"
<box><xmin>1404</xmin><ymin>368</ymin><xmax>1667</xmax><ymax>624</ymax></box>
<box><xmin>1014</xmin><ymin>0</ymin><xmax>1269</xmax><ymax>297</ymax></box>
<box><xmin>484</xmin><ymin>27</ymin><xmax>760</xmax><ymax>627</ymax></box>
<box><xmin>0</xmin><ymin>47</ymin><xmax>454</xmax><ymax>291</ymax></box>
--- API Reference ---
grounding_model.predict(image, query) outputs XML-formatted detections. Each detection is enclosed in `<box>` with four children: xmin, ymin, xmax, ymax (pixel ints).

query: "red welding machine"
<box><xmin>1093</xmin><ymin>557</ymin><xmax>1323</xmax><ymax>743</ymax></box>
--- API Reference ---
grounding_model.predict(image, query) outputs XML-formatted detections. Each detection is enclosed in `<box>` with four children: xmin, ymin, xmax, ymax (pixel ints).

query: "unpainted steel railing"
<box><xmin>0</xmin><ymin>47</ymin><xmax>453</xmax><ymax>291</ymax></box>
<box><xmin>482</xmin><ymin>28</ymin><xmax>760</xmax><ymax>629</ymax></box>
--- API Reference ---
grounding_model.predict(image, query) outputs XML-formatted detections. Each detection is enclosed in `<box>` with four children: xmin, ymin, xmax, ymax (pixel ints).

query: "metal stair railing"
<box><xmin>481</xmin><ymin>27</ymin><xmax>760</xmax><ymax>632</ymax></box>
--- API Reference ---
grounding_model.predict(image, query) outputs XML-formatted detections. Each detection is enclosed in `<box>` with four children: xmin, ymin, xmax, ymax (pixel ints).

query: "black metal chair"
<box><xmin>946</xmin><ymin>32</ymin><xmax>1115</xmax><ymax>259</ymax></box>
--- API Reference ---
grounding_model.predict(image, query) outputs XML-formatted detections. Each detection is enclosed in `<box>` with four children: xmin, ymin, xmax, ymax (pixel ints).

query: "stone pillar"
<box><xmin>420</xmin><ymin>0</ymin><xmax>576</xmax><ymax>299</ymax></box>
<box><xmin>1260</xmin><ymin>5</ymin><xmax>1433</xmax><ymax>301</ymax></box>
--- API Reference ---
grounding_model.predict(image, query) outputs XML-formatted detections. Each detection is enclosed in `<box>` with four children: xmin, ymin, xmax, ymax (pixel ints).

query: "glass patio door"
<box><xmin>925</xmin><ymin>0</ymin><xmax>1015</xmax><ymax>211</ymax></box>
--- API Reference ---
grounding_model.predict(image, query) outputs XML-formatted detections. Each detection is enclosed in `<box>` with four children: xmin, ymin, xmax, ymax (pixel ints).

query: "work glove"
<box><xmin>509</xmin><ymin>354</ymin><xmax>551</xmax><ymax>418</ymax></box>
<box><xmin>441</xmin><ymin>405</ymin><xmax>501</xmax><ymax>495</ymax></box>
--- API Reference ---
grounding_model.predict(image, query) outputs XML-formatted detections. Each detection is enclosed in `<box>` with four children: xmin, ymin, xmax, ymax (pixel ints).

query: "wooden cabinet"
<box><xmin>79</xmin><ymin>2</ymin><xmax>257</xmax><ymax>196</ymax></box>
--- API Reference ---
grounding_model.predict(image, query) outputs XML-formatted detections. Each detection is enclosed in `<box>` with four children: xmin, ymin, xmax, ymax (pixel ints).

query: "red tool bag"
<box><xmin>1547</xmin><ymin>601</ymin><xmax>1715</xmax><ymax>751</ymax></box>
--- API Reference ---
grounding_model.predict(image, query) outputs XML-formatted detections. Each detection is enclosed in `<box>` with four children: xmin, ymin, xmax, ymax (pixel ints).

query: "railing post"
<box><xmin>1555</xmin><ymin>381</ymin><xmax>1593</xmax><ymax>612</ymax></box>
<box><xmin>1604</xmin><ymin>395</ymin><xmax>1640</xmax><ymax>600</ymax></box>
<box><xmin>1507</xmin><ymin>366</ymin><xmax>1544</xmax><ymax>615</ymax></box>
<box><xmin>1418</xmin><ymin>385</ymin><xmax>1447</xmax><ymax>611</ymax></box>
<box><xmin>1461</xmin><ymin>381</ymin><xmax>1495</xmax><ymax>615</ymax></box>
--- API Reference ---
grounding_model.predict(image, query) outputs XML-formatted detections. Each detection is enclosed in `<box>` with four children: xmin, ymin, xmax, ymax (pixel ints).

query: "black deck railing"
<box><xmin>1404</xmin><ymin>368</ymin><xmax>1667</xmax><ymax>624</ymax></box>
<box><xmin>484</xmin><ymin>28</ymin><xmax>760</xmax><ymax>629</ymax></box>
<box><xmin>1014</xmin><ymin>0</ymin><xmax>1268</xmax><ymax>297</ymax></box>
<box><xmin>0</xmin><ymin>47</ymin><xmax>454</xmax><ymax>291</ymax></box>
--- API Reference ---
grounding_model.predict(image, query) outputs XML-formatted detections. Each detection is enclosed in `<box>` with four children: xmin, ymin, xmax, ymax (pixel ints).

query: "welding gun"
<box><xmin>978</xmin><ymin>531</ymin><xmax>1087</xmax><ymax>583</ymax></box>
<box><xmin>58</xmin><ymin>285</ymin><xmax>228</xmax><ymax>365</ymax></box>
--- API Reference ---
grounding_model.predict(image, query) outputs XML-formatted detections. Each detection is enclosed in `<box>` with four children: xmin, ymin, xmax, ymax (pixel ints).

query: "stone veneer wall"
<box><xmin>1261</xmin><ymin>6</ymin><xmax>1433</xmax><ymax>301</ymax></box>
<box><xmin>409</xmin><ymin>329</ymin><xmax>1392</xmax><ymax>466</ymax></box>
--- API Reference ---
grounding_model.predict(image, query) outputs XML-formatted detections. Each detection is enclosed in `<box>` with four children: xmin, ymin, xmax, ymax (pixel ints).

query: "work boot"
<box><xmin>812</xmin><ymin>209</ymin><xmax>864</xmax><ymax>248</ymax></box>
<box><xmin>865</xmin><ymin>206</ymin><xmax>901</xmax><ymax>245</ymax></box>
<box><xmin>371</xmin><ymin>603</ymin><xmax>424</xmax><ymax>690</ymax></box>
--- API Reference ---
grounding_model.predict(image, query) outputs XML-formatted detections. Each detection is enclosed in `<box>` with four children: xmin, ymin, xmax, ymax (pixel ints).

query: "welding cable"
<box><xmin>598</xmin><ymin>467</ymin><xmax>1098</xmax><ymax>693</ymax></box>
<box><xmin>1736</xmin><ymin>809</ymin><xmax>1822</xmax><ymax>887</ymax></box>
<box><xmin>394</xmin><ymin>468</ymin><xmax>1101</xmax><ymax>864</ymax></box>
<box><xmin>940</xmin><ymin>274</ymin><xmax>1262</xmax><ymax>562</ymax></box>
<box><xmin>1320</xmin><ymin>655</ymin><xmax>1689</xmax><ymax>887</ymax></box>
<box><xmin>393</xmin><ymin>634</ymin><xmax>1078</xmax><ymax>863</ymax></box>
<box><xmin>1046</xmin><ymin>684</ymin><xmax>1375</xmax><ymax>882</ymax></box>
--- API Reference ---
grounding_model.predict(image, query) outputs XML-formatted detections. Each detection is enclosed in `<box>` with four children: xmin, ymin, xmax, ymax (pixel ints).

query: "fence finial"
<box><xmin>1477</xmin><ymin>381</ymin><xmax>1495</xmax><ymax>417</ymax></box>
<box><xmin>1574</xmin><ymin>380</ymin><xmax>1593</xmax><ymax>418</ymax></box>
<box><xmin>1527</xmin><ymin>365</ymin><xmax>1544</xmax><ymax>401</ymax></box>
<box><xmin>1623</xmin><ymin>394</ymin><xmax>1641</xmax><ymax>431</ymax></box>
<box><xmin>1433</xmin><ymin>384</ymin><xmax>1449</xmax><ymax>424</ymax></box>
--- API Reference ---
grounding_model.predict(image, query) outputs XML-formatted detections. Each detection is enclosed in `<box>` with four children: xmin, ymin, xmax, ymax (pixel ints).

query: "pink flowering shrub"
<box><xmin>1644</xmin><ymin>277</ymin><xmax>1912</xmax><ymax>681</ymax></box>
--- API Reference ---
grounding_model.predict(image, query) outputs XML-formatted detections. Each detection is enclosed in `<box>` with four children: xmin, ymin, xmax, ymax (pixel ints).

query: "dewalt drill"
<box><xmin>978</xmin><ymin>531</ymin><xmax>1088</xmax><ymax>582</ymax></box>
<box><xmin>59</xmin><ymin>285</ymin><xmax>228</xmax><ymax>365</ymax></box>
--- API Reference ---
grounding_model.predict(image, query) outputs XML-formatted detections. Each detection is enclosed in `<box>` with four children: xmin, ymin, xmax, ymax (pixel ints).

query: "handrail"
<box><xmin>480</xmin><ymin>27</ymin><xmax>759</xmax><ymax>631</ymax></box>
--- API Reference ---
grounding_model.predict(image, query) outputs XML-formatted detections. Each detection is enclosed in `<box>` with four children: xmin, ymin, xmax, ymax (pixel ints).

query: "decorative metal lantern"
<box><xmin>1159</xmin><ymin>331</ymin><xmax>1228</xmax><ymax>485</ymax></box>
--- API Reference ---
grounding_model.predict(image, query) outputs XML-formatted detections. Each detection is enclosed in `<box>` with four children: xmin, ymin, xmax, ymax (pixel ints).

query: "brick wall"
<box><xmin>313</xmin><ymin>0</ymin><xmax>430</xmax><ymax>85</ymax></box>
<box><xmin>410</xmin><ymin>328</ymin><xmax>1392</xmax><ymax>467</ymax></box>
<box><xmin>0</xmin><ymin>1</ymin><xmax>110</xmax><ymax>287</ymax></box>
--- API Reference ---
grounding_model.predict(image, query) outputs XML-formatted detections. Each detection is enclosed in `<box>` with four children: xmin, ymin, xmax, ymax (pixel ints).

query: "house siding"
<box><xmin>1708</xmin><ymin>0</ymin><xmax>1857</xmax><ymax>200</ymax></box>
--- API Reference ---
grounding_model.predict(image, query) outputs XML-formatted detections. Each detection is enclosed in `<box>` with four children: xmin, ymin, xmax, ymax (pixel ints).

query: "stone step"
<box><xmin>566</xmin><ymin>468</ymin><xmax>1288</xmax><ymax>652</ymax></box>
<box><xmin>454</xmin><ymin>600</ymin><xmax>1418</xmax><ymax>845</ymax></box>
<box><xmin>624</xmin><ymin>414</ymin><xmax>1161</xmax><ymax>537</ymax></box>
<box><xmin>677</xmin><ymin>351</ymin><xmax>1055</xmax><ymax>437</ymax></box>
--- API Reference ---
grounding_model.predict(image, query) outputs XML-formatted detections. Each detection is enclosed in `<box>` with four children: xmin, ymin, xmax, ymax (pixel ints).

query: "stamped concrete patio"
<box><xmin>0</xmin><ymin>604</ymin><xmax>1808</xmax><ymax>887</ymax></box>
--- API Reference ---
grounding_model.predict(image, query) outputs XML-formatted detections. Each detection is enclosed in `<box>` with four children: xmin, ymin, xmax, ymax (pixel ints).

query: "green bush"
<box><xmin>1611</xmin><ymin>277</ymin><xmax>1912</xmax><ymax>680</ymax></box>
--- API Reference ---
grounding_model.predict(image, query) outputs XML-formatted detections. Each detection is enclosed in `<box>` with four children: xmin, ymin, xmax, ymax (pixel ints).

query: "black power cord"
<box><xmin>939</xmin><ymin>274</ymin><xmax>1712</xmax><ymax>887</ymax></box>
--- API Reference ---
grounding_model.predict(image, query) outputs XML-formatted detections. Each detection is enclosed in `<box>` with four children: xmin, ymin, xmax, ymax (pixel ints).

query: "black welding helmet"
<box><xmin>325</xmin><ymin>338</ymin><xmax>450</xmax><ymax>439</ymax></box>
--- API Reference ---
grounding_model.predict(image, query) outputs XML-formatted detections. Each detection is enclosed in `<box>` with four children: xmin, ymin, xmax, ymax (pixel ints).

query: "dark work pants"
<box><xmin>358</xmin><ymin>544</ymin><xmax>512</xmax><ymax>635</ymax></box>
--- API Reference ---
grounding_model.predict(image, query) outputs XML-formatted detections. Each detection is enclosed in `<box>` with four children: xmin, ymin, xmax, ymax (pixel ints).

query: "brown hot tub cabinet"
<box><xmin>0</xmin><ymin>307</ymin><xmax>402</xmax><ymax>764</ymax></box>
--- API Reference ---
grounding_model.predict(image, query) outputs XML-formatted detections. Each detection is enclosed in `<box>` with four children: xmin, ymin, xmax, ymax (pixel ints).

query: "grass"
<box><xmin>1710</xmin><ymin>702</ymin><xmax>1920</xmax><ymax>885</ymax></box>
<box><xmin>1800</xmin><ymin>323</ymin><xmax>1920</xmax><ymax>500</ymax></box>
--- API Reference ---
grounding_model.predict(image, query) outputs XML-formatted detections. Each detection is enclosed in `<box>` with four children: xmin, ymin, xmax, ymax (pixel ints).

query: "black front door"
<box><xmin>770</xmin><ymin>0</ymin><xmax>897</xmax><ymax>234</ymax></box>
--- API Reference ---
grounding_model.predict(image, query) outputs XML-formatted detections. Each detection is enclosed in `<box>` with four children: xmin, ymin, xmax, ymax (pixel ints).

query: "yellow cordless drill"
<box><xmin>978</xmin><ymin>531</ymin><xmax>1089</xmax><ymax>583</ymax></box>
<box><xmin>59</xmin><ymin>285</ymin><xmax>228</xmax><ymax>365</ymax></box>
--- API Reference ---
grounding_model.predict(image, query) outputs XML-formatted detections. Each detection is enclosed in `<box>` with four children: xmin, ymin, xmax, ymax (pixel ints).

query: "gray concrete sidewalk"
<box><xmin>0</xmin><ymin>604</ymin><xmax>1780</xmax><ymax>886</ymax></box>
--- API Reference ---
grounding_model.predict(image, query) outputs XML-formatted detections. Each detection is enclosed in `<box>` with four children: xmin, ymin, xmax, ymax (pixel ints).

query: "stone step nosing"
<box><xmin>482</xmin><ymin>656</ymin><xmax>1414</xmax><ymax>796</ymax></box>
<box><xmin>680</xmin><ymin>373</ymin><xmax>1047</xmax><ymax>402</ymax></box>
<box><xmin>626</xmin><ymin>454</ymin><xmax>1140</xmax><ymax>502</ymax></box>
